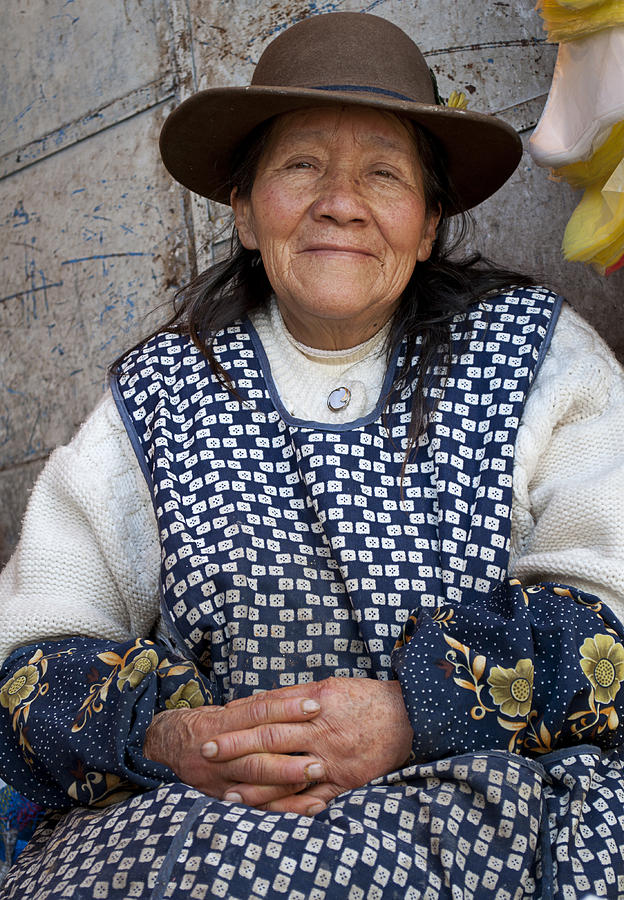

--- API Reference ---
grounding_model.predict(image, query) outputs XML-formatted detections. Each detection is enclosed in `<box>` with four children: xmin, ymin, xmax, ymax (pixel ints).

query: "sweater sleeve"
<box><xmin>0</xmin><ymin>392</ymin><xmax>161</xmax><ymax>662</ymax></box>
<box><xmin>509</xmin><ymin>302</ymin><xmax>624</xmax><ymax>620</ymax></box>
<box><xmin>0</xmin><ymin>393</ymin><xmax>194</xmax><ymax>807</ymax></box>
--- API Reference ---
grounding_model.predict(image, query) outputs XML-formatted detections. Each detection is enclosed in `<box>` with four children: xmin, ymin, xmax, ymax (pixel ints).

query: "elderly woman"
<box><xmin>0</xmin><ymin>11</ymin><xmax>623</xmax><ymax>899</ymax></box>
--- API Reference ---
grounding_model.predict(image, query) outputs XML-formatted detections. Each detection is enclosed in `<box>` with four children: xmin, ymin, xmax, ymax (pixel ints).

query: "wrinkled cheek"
<box><xmin>383</xmin><ymin>253</ymin><xmax>418</xmax><ymax>296</ymax></box>
<box><xmin>258</xmin><ymin>245</ymin><xmax>294</xmax><ymax>293</ymax></box>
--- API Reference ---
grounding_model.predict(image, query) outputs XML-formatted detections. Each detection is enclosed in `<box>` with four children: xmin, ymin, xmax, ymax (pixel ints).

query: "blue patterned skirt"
<box><xmin>2</xmin><ymin>745</ymin><xmax>622</xmax><ymax>899</ymax></box>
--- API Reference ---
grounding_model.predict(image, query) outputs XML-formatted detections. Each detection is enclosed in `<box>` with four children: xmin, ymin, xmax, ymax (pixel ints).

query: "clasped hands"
<box><xmin>144</xmin><ymin>676</ymin><xmax>413</xmax><ymax>816</ymax></box>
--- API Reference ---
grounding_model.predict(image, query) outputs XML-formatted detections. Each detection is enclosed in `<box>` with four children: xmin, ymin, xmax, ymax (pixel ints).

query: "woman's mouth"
<box><xmin>302</xmin><ymin>244</ymin><xmax>375</xmax><ymax>258</ymax></box>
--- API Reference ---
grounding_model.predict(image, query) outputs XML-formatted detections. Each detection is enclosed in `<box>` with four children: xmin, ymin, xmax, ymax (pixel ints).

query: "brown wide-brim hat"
<box><xmin>160</xmin><ymin>12</ymin><xmax>522</xmax><ymax>213</ymax></box>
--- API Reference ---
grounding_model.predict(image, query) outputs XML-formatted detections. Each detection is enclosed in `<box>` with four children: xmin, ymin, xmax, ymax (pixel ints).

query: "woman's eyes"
<box><xmin>286</xmin><ymin>159</ymin><xmax>316</xmax><ymax>170</ymax></box>
<box><xmin>285</xmin><ymin>161</ymin><xmax>400</xmax><ymax>179</ymax></box>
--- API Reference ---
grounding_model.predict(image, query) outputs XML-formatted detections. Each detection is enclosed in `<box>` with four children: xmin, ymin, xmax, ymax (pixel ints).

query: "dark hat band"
<box><xmin>310</xmin><ymin>84</ymin><xmax>419</xmax><ymax>103</ymax></box>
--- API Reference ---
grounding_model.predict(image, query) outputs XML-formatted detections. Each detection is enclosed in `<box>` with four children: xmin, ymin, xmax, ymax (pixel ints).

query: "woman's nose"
<box><xmin>311</xmin><ymin>171</ymin><xmax>370</xmax><ymax>225</ymax></box>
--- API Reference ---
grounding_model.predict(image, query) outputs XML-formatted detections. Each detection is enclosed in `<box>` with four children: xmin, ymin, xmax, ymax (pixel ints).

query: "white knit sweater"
<box><xmin>2</xmin><ymin>302</ymin><xmax>624</xmax><ymax>663</ymax></box>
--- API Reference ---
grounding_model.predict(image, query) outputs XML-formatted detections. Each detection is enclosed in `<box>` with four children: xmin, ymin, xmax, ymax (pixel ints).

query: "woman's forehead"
<box><xmin>263</xmin><ymin>105</ymin><xmax>419</xmax><ymax>156</ymax></box>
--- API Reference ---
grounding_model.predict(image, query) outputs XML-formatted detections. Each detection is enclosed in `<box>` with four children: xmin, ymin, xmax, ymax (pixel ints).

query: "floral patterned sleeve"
<box><xmin>391</xmin><ymin>579</ymin><xmax>624</xmax><ymax>762</ymax></box>
<box><xmin>0</xmin><ymin>636</ymin><xmax>216</xmax><ymax>809</ymax></box>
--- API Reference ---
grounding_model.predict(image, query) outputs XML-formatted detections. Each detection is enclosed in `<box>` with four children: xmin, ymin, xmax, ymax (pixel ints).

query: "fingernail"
<box><xmin>307</xmin><ymin>801</ymin><xmax>326</xmax><ymax>816</ymax></box>
<box><xmin>224</xmin><ymin>792</ymin><xmax>242</xmax><ymax>804</ymax></box>
<box><xmin>201</xmin><ymin>741</ymin><xmax>218</xmax><ymax>758</ymax></box>
<box><xmin>302</xmin><ymin>699</ymin><xmax>320</xmax><ymax>714</ymax></box>
<box><xmin>305</xmin><ymin>762</ymin><xmax>324</xmax><ymax>780</ymax></box>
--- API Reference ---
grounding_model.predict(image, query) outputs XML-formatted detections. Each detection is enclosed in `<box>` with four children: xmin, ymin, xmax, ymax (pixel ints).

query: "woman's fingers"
<box><xmin>221</xmin><ymin>780</ymin><xmax>308</xmax><ymax>808</ymax></box>
<box><xmin>226</xmin><ymin>683</ymin><xmax>321</xmax><ymax>709</ymax></box>
<box><xmin>200</xmin><ymin>720</ymin><xmax>312</xmax><ymax>762</ymax></box>
<box><xmin>209</xmin><ymin>750</ymin><xmax>324</xmax><ymax>787</ymax></box>
<box><xmin>216</xmin><ymin>677</ymin><xmax>413</xmax><ymax>799</ymax></box>
<box><xmin>146</xmin><ymin>695</ymin><xmax>321</xmax><ymax>764</ymax></box>
<box><xmin>144</xmin><ymin>706</ymin><xmax>325</xmax><ymax>801</ymax></box>
<box><xmin>211</xmin><ymin>693</ymin><xmax>321</xmax><ymax>736</ymax></box>
<box><xmin>146</xmin><ymin>677</ymin><xmax>412</xmax><ymax>808</ymax></box>
<box><xmin>259</xmin><ymin>782</ymin><xmax>341</xmax><ymax>815</ymax></box>
<box><xmin>165</xmin><ymin>748</ymin><xmax>324</xmax><ymax>801</ymax></box>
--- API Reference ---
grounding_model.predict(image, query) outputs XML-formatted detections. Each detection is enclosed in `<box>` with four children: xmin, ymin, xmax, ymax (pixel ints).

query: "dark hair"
<box><xmin>112</xmin><ymin>113</ymin><xmax>535</xmax><ymax>462</ymax></box>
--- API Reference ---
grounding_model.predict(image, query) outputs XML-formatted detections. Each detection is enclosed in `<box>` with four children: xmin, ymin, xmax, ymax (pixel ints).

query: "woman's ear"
<box><xmin>417</xmin><ymin>205</ymin><xmax>442</xmax><ymax>263</ymax></box>
<box><xmin>230</xmin><ymin>187</ymin><xmax>258</xmax><ymax>250</ymax></box>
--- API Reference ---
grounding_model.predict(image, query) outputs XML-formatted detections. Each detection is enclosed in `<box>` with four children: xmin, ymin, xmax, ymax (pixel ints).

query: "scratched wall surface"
<box><xmin>1</xmin><ymin>107</ymin><xmax>183</xmax><ymax>464</ymax></box>
<box><xmin>0</xmin><ymin>0</ymin><xmax>191</xmax><ymax>564</ymax></box>
<box><xmin>2</xmin><ymin>0</ymin><xmax>163</xmax><ymax>144</ymax></box>
<box><xmin>1</xmin><ymin>0</ymin><xmax>622</xmax><ymax>566</ymax></box>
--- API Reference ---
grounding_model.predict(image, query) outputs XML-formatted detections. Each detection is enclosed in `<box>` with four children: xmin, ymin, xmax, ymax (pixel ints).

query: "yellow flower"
<box><xmin>117</xmin><ymin>649</ymin><xmax>159</xmax><ymax>690</ymax></box>
<box><xmin>580</xmin><ymin>633</ymin><xmax>624</xmax><ymax>704</ymax></box>
<box><xmin>166</xmin><ymin>679</ymin><xmax>205</xmax><ymax>710</ymax></box>
<box><xmin>487</xmin><ymin>659</ymin><xmax>534</xmax><ymax>717</ymax></box>
<box><xmin>447</xmin><ymin>90</ymin><xmax>469</xmax><ymax>110</ymax></box>
<box><xmin>0</xmin><ymin>665</ymin><xmax>39</xmax><ymax>714</ymax></box>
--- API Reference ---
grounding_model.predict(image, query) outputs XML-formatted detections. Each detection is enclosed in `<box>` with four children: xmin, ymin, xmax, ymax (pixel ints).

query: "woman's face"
<box><xmin>231</xmin><ymin>106</ymin><xmax>440</xmax><ymax>350</ymax></box>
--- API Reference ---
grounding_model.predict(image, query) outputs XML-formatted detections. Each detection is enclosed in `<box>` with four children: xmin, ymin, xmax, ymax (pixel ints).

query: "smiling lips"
<box><xmin>302</xmin><ymin>244</ymin><xmax>376</xmax><ymax>258</ymax></box>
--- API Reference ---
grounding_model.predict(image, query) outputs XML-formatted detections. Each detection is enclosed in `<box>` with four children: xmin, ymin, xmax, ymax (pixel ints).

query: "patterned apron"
<box><xmin>3</xmin><ymin>287</ymin><xmax>624</xmax><ymax>899</ymax></box>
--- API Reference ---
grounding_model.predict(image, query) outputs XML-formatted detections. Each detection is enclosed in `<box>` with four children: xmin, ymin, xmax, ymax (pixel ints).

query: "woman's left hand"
<box><xmin>205</xmin><ymin>677</ymin><xmax>413</xmax><ymax>814</ymax></box>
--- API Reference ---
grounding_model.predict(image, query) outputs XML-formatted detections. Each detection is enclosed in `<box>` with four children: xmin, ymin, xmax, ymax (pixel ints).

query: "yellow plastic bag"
<box><xmin>562</xmin><ymin>154</ymin><xmax>624</xmax><ymax>272</ymax></box>
<box><xmin>555</xmin><ymin>0</ymin><xmax>615</xmax><ymax>9</ymax></box>
<box><xmin>553</xmin><ymin>121</ymin><xmax>624</xmax><ymax>188</ymax></box>
<box><xmin>536</xmin><ymin>0</ymin><xmax>624</xmax><ymax>41</ymax></box>
<box><xmin>529</xmin><ymin>30</ymin><xmax>624</xmax><ymax>167</ymax></box>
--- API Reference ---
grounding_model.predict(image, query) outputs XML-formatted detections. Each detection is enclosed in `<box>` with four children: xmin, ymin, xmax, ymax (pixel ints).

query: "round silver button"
<box><xmin>327</xmin><ymin>386</ymin><xmax>351</xmax><ymax>412</ymax></box>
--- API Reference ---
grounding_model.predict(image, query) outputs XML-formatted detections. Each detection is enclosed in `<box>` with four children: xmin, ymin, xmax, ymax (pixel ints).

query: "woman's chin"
<box><xmin>277</xmin><ymin>294</ymin><xmax>396</xmax><ymax>347</ymax></box>
<box><xmin>280</xmin><ymin>276</ymin><xmax>390</xmax><ymax>324</ymax></box>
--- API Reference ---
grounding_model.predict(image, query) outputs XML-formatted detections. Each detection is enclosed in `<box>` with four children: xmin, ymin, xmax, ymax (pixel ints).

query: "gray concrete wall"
<box><xmin>1</xmin><ymin>0</ymin><xmax>622</xmax><ymax>566</ymax></box>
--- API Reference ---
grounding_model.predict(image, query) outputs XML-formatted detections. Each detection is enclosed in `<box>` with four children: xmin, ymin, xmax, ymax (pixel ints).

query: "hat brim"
<box><xmin>159</xmin><ymin>85</ymin><xmax>523</xmax><ymax>213</ymax></box>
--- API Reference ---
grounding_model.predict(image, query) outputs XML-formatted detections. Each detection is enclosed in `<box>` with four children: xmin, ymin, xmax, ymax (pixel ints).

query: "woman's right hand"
<box><xmin>143</xmin><ymin>692</ymin><xmax>326</xmax><ymax>813</ymax></box>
